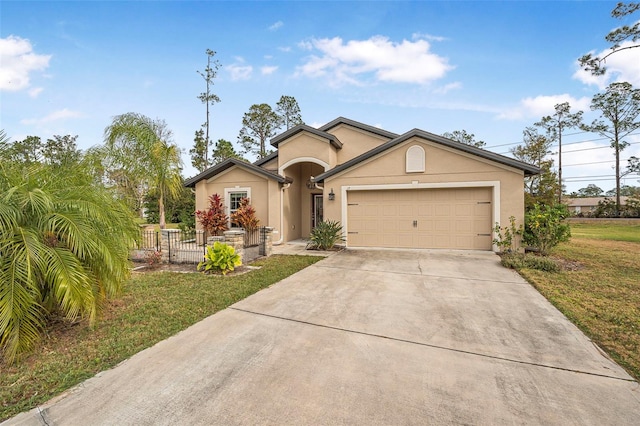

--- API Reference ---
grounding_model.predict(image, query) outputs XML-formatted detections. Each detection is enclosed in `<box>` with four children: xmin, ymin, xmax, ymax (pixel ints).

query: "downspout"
<box><xmin>274</xmin><ymin>182</ymin><xmax>291</xmax><ymax>245</ymax></box>
<box><xmin>309</xmin><ymin>175</ymin><xmax>324</xmax><ymax>191</ymax></box>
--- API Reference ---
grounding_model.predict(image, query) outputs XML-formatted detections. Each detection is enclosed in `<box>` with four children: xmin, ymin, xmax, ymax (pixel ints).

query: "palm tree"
<box><xmin>0</xmin><ymin>158</ymin><xmax>139</xmax><ymax>363</ymax></box>
<box><xmin>104</xmin><ymin>113</ymin><xmax>183</xmax><ymax>228</ymax></box>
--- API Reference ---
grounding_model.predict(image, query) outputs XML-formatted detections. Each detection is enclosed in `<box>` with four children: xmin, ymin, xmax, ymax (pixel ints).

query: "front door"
<box><xmin>312</xmin><ymin>194</ymin><xmax>323</xmax><ymax>228</ymax></box>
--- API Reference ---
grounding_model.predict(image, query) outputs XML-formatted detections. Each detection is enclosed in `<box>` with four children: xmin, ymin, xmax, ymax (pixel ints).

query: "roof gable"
<box><xmin>313</xmin><ymin>129</ymin><xmax>540</xmax><ymax>182</ymax></box>
<box><xmin>184</xmin><ymin>158</ymin><xmax>287</xmax><ymax>188</ymax></box>
<box><xmin>270</xmin><ymin>124</ymin><xmax>342</xmax><ymax>149</ymax></box>
<box><xmin>319</xmin><ymin>117</ymin><xmax>399</xmax><ymax>140</ymax></box>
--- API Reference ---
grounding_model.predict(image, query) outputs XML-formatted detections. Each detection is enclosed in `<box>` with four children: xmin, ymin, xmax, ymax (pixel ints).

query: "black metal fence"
<box><xmin>138</xmin><ymin>230</ymin><xmax>159</xmax><ymax>251</ymax></box>
<box><xmin>244</xmin><ymin>228</ymin><xmax>261</xmax><ymax>247</ymax></box>
<box><xmin>135</xmin><ymin>227</ymin><xmax>267</xmax><ymax>264</ymax></box>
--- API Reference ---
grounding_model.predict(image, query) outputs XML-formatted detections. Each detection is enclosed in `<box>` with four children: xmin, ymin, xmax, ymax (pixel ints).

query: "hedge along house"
<box><xmin>184</xmin><ymin>117</ymin><xmax>540</xmax><ymax>251</ymax></box>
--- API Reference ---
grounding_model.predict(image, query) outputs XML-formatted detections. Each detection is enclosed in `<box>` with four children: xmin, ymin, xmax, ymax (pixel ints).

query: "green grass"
<box><xmin>569</xmin><ymin>221</ymin><xmax>640</xmax><ymax>243</ymax></box>
<box><xmin>516</xmin><ymin>222</ymin><xmax>640</xmax><ymax>381</ymax></box>
<box><xmin>138</xmin><ymin>222</ymin><xmax>180</xmax><ymax>231</ymax></box>
<box><xmin>0</xmin><ymin>255</ymin><xmax>322</xmax><ymax>422</ymax></box>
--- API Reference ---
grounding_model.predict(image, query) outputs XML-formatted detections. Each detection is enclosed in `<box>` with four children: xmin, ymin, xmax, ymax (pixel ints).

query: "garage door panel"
<box><xmin>347</xmin><ymin>188</ymin><xmax>493</xmax><ymax>250</ymax></box>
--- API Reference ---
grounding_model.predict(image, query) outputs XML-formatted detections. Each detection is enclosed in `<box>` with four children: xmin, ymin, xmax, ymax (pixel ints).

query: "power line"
<box><xmin>487</xmin><ymin>131</ymin><xmax>640</xmax><ymax>151</ymax></box>
<box><xmin>498</xmin><ymin>138</ymin><xmax>640</xmax><ymax>155</ymax></box>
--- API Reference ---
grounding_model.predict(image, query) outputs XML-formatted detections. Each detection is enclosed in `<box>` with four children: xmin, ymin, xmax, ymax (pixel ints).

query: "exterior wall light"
<box><xmin>328</xmin><ymin>188</ymin><xmax>335</xmax><ymax>201</ymax></box>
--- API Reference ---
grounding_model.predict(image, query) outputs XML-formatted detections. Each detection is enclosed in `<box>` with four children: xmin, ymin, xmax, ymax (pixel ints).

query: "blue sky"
<box><xmin>2</xmin><ymin>0</ymin><xmax>640</xmax><ymax>193</ymax></box>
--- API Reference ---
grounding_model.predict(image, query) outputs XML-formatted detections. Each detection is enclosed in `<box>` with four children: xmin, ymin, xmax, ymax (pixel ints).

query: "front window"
<box><xmin>225</xmin><ymin>187</ymin><xmax>251</xmax><ymax>228</ymax></box>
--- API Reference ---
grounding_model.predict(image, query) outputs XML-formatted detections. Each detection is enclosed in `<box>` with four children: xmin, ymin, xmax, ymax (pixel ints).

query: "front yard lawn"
<box><xmin>517</xmin><ymin>224</ymin><xmax>640</xmax><ymax>381</ymax></box>
<box><xmin>569</xmin><ymin>220</ymin><xmax>640</xmax><ymax>243</ymax></box>
<box><xmin>1</xmin><ymin>255</ymin><xmax>322</xmax><ymax>422</ymax></box>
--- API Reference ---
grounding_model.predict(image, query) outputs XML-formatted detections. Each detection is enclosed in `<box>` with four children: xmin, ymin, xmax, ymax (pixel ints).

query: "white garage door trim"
<box><xmin>341</xmin><ymin>181</ymin><xmax>501</xmax><ymax>251</ymax></box>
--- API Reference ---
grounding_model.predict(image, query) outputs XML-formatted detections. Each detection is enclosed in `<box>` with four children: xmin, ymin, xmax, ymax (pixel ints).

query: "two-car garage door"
<box><xmin>346</xmin><ymin>188</ymin><xmax>493</xmax><ymax>250</ymax></box>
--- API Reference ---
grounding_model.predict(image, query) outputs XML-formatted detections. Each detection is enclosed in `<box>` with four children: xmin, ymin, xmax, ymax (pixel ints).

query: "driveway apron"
<box><xmin>5</xmin><ymin>249</ymin><xmax>640</xmax><ymax>425</ymax></box>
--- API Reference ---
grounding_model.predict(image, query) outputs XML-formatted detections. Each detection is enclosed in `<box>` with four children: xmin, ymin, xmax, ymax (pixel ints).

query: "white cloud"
<box><xmin>497</xmin><ymin>94</ymin><xmax>591</xmax><ymax>120</ymax></box>
<box><xmin>261</xmin><ymin>65</ymin><xmax>278</xmax><ymax>75</ymax></box>
<box><xmin>411</xmin><ymin>32</ymin><xmax>447</xmax><ymax>42</ymax></box>
<box><xmin>20</xmin><ymin>108</ymin><xmax>83</xmax><ymax>125</ymax></box>
<box><xmin>573</xmin><ymin>41</ymin><xmax>640</xmax><ymax>89</ymax></box>
<box><xmin>28</xmin><ymin>87</ymin><xmax>44</xmax><ymax>98</ymax></box>
<box><xmin>295</xmin><ymin>36</ymin><xmax>453</xmax><ymax>86</ymax></box>
<box><xmin>297</xmin><ymin>41</ymin><xmax>313</xmax><ymax>51</ymax></box>
<box><xmin>227</xmin><ymin>57</ymin><xmax>253</xmax><ymax>81</ymax></box>
<box><xmin>433</xmin><ymin>82</ymin><xmax>462</xmax><ymax>94</ymax></box>
<box><xmin>228</xmin><ymin>64</ymin><xmax>252</xmax><ymax>80</ymax></box>
<box><xmin>309</xmin><ymin>121</ymin><xmax>324</xmax><ymax>129</ymax></box>
<box><xmin>269</xmin><ymin>21</ymin><xmax>283</xmax><ymax>31</ymax></box>
<box><xmin>278</xmin><ymin>46</ymin><xmax>292</xmax><ymax>53</ymax></box>
<box><xmin>0</xmin><ymin>35</ymin><xmax>51</xmax><ymax>91</ymax></box>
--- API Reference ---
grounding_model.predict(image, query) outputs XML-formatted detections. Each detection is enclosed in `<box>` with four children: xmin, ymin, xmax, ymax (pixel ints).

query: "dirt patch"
<box><xmin>551</xmin><ymin>257</ymin><xmax>586</xmax><ymax>272</ymax></box>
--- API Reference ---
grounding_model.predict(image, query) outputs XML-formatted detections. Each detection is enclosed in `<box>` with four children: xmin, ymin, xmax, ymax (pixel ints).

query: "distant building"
<box><xmin>566</xmin><ymin>196</ymin><xmax>629</xmax><ymax>216</ymax></box>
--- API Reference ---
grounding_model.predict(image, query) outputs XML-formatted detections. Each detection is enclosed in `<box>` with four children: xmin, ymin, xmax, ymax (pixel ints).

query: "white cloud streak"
<box><xmin>20</xmin><ymin>108</ymin><xmax>83</xmax><ymax>125</ymax></box>
<box><xmin>269</xmin><ymin>21</ymin><xmax>283</xmax><ymax>31</ymax></box>
<box><xmin>261</xmin><ymin>66</ymin><xmax>278</xmax><ymax>75</ymax></box>
<box><xmin>0</xmin><ymin>35</ymin><xmax>51</xmax><ymax>91</ymax></box>
<box><xmin>227</xmin><ymin>57</ymin><xmax>253</xmax><ymax>81</ymax></box>
<box><xmin>497</xmin><ymin>94</ymin><xmax>591</xmax><ymax>120</ymax></box>
<box><xmin>295</xmin><ymin>36</ymin><xmax>453</xmax><ymax>86</ymax></box>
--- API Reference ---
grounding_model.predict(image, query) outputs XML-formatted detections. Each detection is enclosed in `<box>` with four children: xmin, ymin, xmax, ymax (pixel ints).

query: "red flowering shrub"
<box><xmin>230</xmin><ymin>198</ymin><xmax>259</xmax><ymax>231</ymax></box>
<box><xmin>195</xmin><ymin>194</ymin><xmax>229</xmax><ymax>236</ymax></box>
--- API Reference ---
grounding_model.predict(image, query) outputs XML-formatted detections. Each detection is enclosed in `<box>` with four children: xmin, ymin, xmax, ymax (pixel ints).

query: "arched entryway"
<box><xmin>281</xmin><ymin>160</ymin><xmax>327</xmax><ymax>242</ymax></box>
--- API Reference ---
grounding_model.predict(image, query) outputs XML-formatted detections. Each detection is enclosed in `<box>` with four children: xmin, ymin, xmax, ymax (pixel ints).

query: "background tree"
<box><xmin>442</xmin><ymin>129</ymin><xmax>486</xmax><ymax>148</ymax></box>
<box><xmin>3</xmin><ymin>134</ymin><xmax>83</xmax><ymax>169</ymax></box>
<box><xmin>193</xmin><ymin>49</ymin><xmax>221</xmax><ymax>169</ymax></box>
<box><xmin>577</xmin><ymin>184</ymin><xmax>604</xmax><ymax>197</ymax></box>
<box><xmin>189</xmin><ymin>129</ymin><xmax>208</xmax><ymax>173</ymax></box>
<box><xmin>579</xmin><ymin>2</ymin><xmax>640</xmax><ymax>75</ymax></box>
<box><xmin>276</xmin><ymin>95</ymin><xmax>304</xmax><ymax>130</ymax></box>
<box><xmin>238</xmin><ymin>103</ymin><xmax>281</xmax><ymax>159</ymax></box>
<box><xmin>581</xmin><ymin>82</ymin><xmax>640</xmax><ymax>214</ymax></box>
<box><xmin>211</xmin><ymin>138</ymin><xmax>242</xmax><ymax>164</ymax></box>
<box><xmin>104</xmin><ymin>112</ymin><xmax>183</xmax><ymax>228</ymax></box>
<box><xmin>143</xmin><ymin>182</ymin><xmax>195</xmax><ymax>230</ymax></box>
<box><xmin>535</xmin><ymin>102</ymin><xmax>583</xmax><ymax>204</ymax></box>
<box><xmin>42</xmin><ymin>135</ymin><xmax>81</xmax><ymax>167</ymax></box>
<box><xmin>4</xmin><ymin>135</ymin><xmax>43</xmax><ymax>165</ymax></box>
<box><xmin>511</xmin><ymin>127</ymin><xmax>560</xmax><ymax>209</ymax></box>
<box><xmin>606</xmin><ymin>185</ymin><xmax>640</xmax><ymax>196</ymax></box>
<box><xmin>0</xmin><ymin>149</ymin><xmax>138</xmax><ymax>362</ymax></box>
<box><xmin>627</xmin><ymin>156</ymin><xmax>640</xmax><ymax>176</ymax></box>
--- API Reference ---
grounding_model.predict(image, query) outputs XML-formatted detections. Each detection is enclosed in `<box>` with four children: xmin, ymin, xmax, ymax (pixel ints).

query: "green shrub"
<box><xmin>307</xmin><ymin>220</ymin><xmax>344</xmax><ymax>250</ymax></box>
<box><xmin>493</xmin><ymin>216</ymin><xmax>523</xmax><ymax>253</ymax></box>
<box><xmin>500</xmin><ymin>252</ymin><xmax>559</xmax><ymax>273</ymax></box>
<box><xmin>523</xmin><ymin>203</ymin><xmax>571</xmax><ymax>255</ymax></box>
<box><xmin>197</xmin><ymin>242</ymin><xmax>241</xmax><ymax>275</ymax></box>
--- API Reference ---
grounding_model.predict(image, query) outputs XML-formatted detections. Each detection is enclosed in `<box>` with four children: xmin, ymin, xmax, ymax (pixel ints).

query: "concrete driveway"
<box><xmin>6</xmin><ymin>249</ymin><xmax>640</xmax><ymax>425</ymax></box>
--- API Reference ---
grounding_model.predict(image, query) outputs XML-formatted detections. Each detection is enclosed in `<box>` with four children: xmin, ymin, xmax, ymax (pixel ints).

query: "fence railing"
<box><xmin>244</xmin><ymin>228</ymin><xmax>261</xmax><ymax>247</ymax></box>
<box><xmin>134</xmin><ymin>227</ymin><xmax>267</xmax><ymax>264</ymax></box>
<box><xmin>138</xmin><ymin>230</ymin><xmax>159</xmax><ymax>251</ymax></box>
<box><xmin>165</xmin><ymin>230</ymin><xmax>208</xmax><ymax>264</ymax></box>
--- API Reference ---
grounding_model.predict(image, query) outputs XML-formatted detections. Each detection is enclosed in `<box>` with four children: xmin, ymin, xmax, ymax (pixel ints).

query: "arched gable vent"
<box><xmin>406</xmin><ymin>145</ymin><xmax>425</xmax><ymax>173</ymax></box>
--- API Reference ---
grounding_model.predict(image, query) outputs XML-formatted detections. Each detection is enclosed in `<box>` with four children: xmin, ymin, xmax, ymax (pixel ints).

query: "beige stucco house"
<box><xmin>185</xmin><ymin>117</ymin><xmax>539</xmax><ymax>251</ymax></box>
